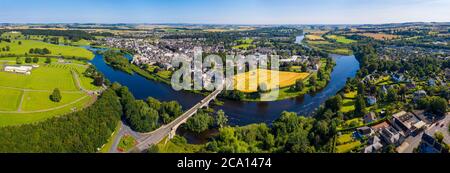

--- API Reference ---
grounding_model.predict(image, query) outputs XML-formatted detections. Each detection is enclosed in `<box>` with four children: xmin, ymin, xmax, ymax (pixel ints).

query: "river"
<box><xmin>87</xmin><ymin>48</ymin><xmax>359</xmax><ymax>126</ymax></box>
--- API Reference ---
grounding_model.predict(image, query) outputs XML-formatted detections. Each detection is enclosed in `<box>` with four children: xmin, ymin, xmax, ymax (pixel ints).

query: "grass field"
<box><xmin>0</xmin><ymin>88</ymin><xmax>22</xmax><ymax>111</ymax></box>
<box><xmin>117</xmin><ymin>135</ymin><xmax>137</xmax><ymax>152</ymax></box>
<box><xmin>343</xmin><ymin>91</ymin><xmax>357</xmax><ymax>99</ymax></box>
<box><xmin>336</xmin><ymin>141</ymin><xmax>362</xmax><ymax>153</ymax></box>
<box><xmin>326</xmin><ymin>35</ymin><xmax>356</xmax><ymax>44</ymax></box>
<box><xmin>21</xmin><ymin>92</ymin><xmax>86</xmax><ymax>111</ymax></box>
<box><xmin>0</xmin><ymin>96</ymin><xmax>93</xmax><ymax>127</ymax></box>
<box><xmin>0</xmin><ymin>58</ymin><xmax>99</xmax><ymax>126</ymax></box>
<box><xmin>336</xmin><ymin>134</ymin><xmax>354</xmax><ymax>145</ymax></box>
<box><xmin>233</xmin><ymin>38</ymin><xmax>255</xmax><ymax>50</ymax></box>
<box><xmin>0</xmin><ymin>39</ymin><xmax>94</xmax><ymax>60</ymax></box>
<box><xmin>0</xmin><ymin>64</ymin><xmax>77</xmax><ymax>91</ymax></box>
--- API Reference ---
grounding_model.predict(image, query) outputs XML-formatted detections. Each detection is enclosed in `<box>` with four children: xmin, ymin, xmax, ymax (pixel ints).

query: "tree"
<box><xmin>50</xmin><ymin>88</ymin><xmax>62</xmax><ymax>102</ymax></box>
<box><xmin>357</xmin><ymin>82</ymin><xmax>366</xmax><ymax>96</ymax></box>
<box><xmin>42</xmin><ymin>48</ymin><xmax>51</xmax><ymax>54</ymax></box>
<box><xmin>435</xmin><ymin>132</ymin><xmax>444</xmax><ymax>143</ymax></box>
<box><xmin>184</xmin><ymin>112</ymin><xmax>214</xmax><ymax>134</ymax></box>
<box><xmin>32</xmin><ymin>57</ymin><xmax>39</xmax><ymax>63</ymax></box>
<box><xmin>25</xmin><ymin>57</ymin><xmax>32</xmax><ymax>63</ymax></box>
<box><xmin>125</xmin><ymin>100</ymin><xmax>159</xmax><ymax>132</ymax></box>
<box><xmin>325</xmin><ymin>95</ymin><xmax>343</xmax><ymax>112</ymax></box>
<box><xmin>45</xmin><ymin>57</ymin><xmax>52</xmax><ymax>64</ymax></box>
<box><xmin>309</xmin><ymin>75</ymin><xmax>317</xmax><ymax>86</ymax></box>
<box><xmin>16</xmin><ymin>57</ymin><xmax>22</xmax><ymax>64</ymax></box>
<box><xmin>18</xmin><ymin>41</ymin><xmax>22</xmax><ymax>45</ymax></box>
<box><xmin>355</xmin><ymin>95</ymin><xmax>367</xmax><ymax>116</ymax></box>
<box><xmin>147</xmin><ymin>97</ymin><xmax>162</xmax><ymax>111</ymax></box>
<box><xmin>318</xmin><ymin>69</ymin><xmax>324</xmax><ymax>81</ymax></box>
<box><xmin>387</xmin><ymin>88</ymin><xmax>398</xmax><ymax>102</ymax></box>
<box><xmin>429</xmin><ymin>97</ymin><xmax>448</xmax><ymax>116</ymax></box>
<box><xmin>93</xmin><ymin>76</ymin><xmax>104</xmax><ymax>86</ymax></box>
<box><xmin>216</xmin><ymin>110</ymin><xmax>228</xmax><ymax>128</ymax></box>
<box><xmin>291</xmin><ymin>79</ymin><xmax>304</xmax><ymax>92</ymax></box>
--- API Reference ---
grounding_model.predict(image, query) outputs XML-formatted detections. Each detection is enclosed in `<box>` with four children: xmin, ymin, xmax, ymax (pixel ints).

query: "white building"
<box><xmin>4</xmin><ymin>66</ymin><xmax>33</xmax><ymax>75</ymax></box>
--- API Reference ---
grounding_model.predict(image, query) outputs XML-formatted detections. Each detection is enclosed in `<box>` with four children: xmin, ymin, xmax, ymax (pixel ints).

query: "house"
<box><xmin>419</xmin><ymin>133</ymin><xmax>445</xmax><ymax>153</ymax></box>
<box><xmin>413</xmin><ymin>90</ymin><xmax>427</xmax><ymax>101</ymax></box>
<box><xmin>428</xmin><ymin>79</ymin><xmax>436</xmax><ymax>86</ymax></box>
<box><xmin>380</xmin><ymin>126</ymin><xmax>404</xmax><ymax>145</ymax></box>
<box><xmin>392</xmin><ymin>74</ymin><xmax>406</xmax><ymax>83</ymax></box>
<box><xmin>364</xmin><ymin>112</ymin><xmax>377</xmax><ymax>124</ymax></box>
<box><xmin>391</xmin><ymin>111</ymin><xmax>426</xmax><ymax>136</ymax></box>
<box><xmin>364</xmin><ymin>135</ymin><xmax>383</xmax><ymax>153</ymax></box>
<box><xmin>406</xmin><ymin>83</ymin><xmax>416</xmax><ymax>89</ymax></box>
<box><xmin>4</xmin><ymin>65</ymin><xmax>33</xmax><ymax>75</ymax></box>
<box><xmin>357</xmin><ymin>126</ymin><xmax>374</xmax><ymax>136</ymax></box>
<box><xmin>366</xmin><ymin>96</ymin><xmax>377</xmax><ymax>106</ymax></box>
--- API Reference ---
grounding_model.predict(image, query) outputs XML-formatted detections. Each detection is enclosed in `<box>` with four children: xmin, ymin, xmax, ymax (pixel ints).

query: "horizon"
<box><xmin>1</xmin><ymin>0</ymin><xmax>449</xmax><ymax>24</ymax></box>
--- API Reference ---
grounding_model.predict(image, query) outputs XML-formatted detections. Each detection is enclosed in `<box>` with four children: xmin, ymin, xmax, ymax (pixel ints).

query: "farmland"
<box><xmin>0</xmin><ymin>40</ymin><xmax>94</xmax><ymax>59</ymax></box>
<box><xmin>233</xmin><ymin>38</ymin><xmax>255</xmax><ymax>50</ymax></box>
<box><xmin>356</xmin><ymin>33</ymin><xmax>399</xmax><ymax>40</ymax></box>
<box><xmin>305</xmin><ymin>34</ymin><xmax>325</xmax><ymax>41</ymax></box>
<box><xmin>326</xmin><ymin>35</ymin><xmax>356</xmax><ymax>44</ymax></box>
<box><xmin>0</xmin><ymin>57</ymin><xmax>100</xmax><ymax>127</ymax></box>
<box><xmin>233</xmin><ymin>69</ymin><xmax>310</xmax><ymax>93</ymax></box>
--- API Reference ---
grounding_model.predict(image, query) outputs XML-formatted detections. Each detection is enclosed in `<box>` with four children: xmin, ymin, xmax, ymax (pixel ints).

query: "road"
<box><xmin>426</xmin><ymin>113</ymin><xmax>450</xmax><ymax>144</ymax></box>
<box><xmin>398</xmin><ymin>113</ymin><xmax>450</xmax><ymax>153</ymax></box>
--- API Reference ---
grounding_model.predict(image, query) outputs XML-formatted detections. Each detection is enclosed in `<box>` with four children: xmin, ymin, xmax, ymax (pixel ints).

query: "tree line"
<box><xmin>0</xmin><ymin>89</ymin><xmax>122</xmax><ymax>153</ymax></box>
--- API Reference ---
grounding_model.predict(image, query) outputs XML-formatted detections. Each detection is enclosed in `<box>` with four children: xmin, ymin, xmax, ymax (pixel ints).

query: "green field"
<box><xmin>336</xmin><ymin>134</ymin><xmax>354</xmax><ymax>145</ymax></box>
<box><xmin>336</xmin><ymin>141</ymin><xmax>362</xmax><ymax>153</ymax></box>
<box><xmin>326</xmin><ymin>35</ymin><xmax>356</xmax><ymax>44</ymax></box>
<box><xmin>0</xmin><ymin>96</ymin><xmax>92</xmax><ymax>127</ymax></box>
<box><xmin>0</xmin><ymin>88</ymin><xmax>23</xmax><ymax>111</ymax></box>
<box><xmin>100</xmin><ymin>122</ymin><xmax>122</xmax><ymax>153</ymax></box>
<box><xmin>0</xmin><ymin>39</ymin><xmax>94</xmax><ymax>60</ymax></box>
<box><xmin>0</xmin><ymin>58</ymin><xmax>99</xmax><ymax>126</ymax></box>
<box><xmin>233</xmin><ymin>38</ymin><xmax>255</xmax><ymax>50</ymax></box>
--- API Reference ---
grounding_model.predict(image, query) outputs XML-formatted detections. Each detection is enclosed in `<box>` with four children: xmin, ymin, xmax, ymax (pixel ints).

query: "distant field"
<box><xmin>234</xmin><ymin>69</ymin><xmax>310</xmax><ymax>93</ymax></box>
<box><xmin>326</xmin><ymin>35</ymin><xmax>356</xmax><ymax>44</ymax></box>
<box><xmin>233</xmin><ymin>38</ymin><xmax>255</xmax><ymax>50</ymax></box>
<box><xmin>0</xmin><ymin>88</ymin><xmax>22</xmax><ymax>111</ymax></box>
<box><xmin>0</xmin><ymin>40</ymin><xmax>94</xmax><ymax>59</ymax></box>
<box><xmin>204</xmin><ymin>27</ymin><xmax>256</xmax><ymax>32</ymax></box>
<box><xmin>305</xmin><ymin>30</ymin><xmax>329</xmax><ymax>35</ymax></box>
<box><xmin>305</xmin><ymin>34</ymin><xmax>325</xmax><ymax>41</ymax></box>
<box><xmin>356</xmin><ymin>33</ymin><xmax>399</xmax><ymax>40</ymax></box>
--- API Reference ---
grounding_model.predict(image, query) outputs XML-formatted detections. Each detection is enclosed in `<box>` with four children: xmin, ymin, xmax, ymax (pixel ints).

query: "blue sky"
<box><xmin>1</xmin><ymin>0</ymin><xmax>449</xmax><ymax>24</ymax></box>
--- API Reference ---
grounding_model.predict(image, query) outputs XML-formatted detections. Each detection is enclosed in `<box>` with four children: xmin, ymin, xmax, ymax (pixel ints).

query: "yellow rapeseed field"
<box><xmin>233</xmin><ymin>69</ymin><xmax>310</xmax><ymax>93</ymax></box>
